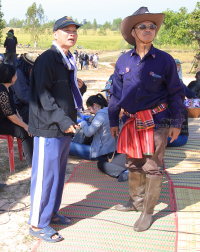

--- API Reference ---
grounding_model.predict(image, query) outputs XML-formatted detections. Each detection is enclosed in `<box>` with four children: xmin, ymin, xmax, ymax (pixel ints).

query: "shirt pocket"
<box><xmin>119</xmin><ymin>68</ymin><xmax>132</xmax><ymax>81</ymax></box>
<box><xmin>142</xmin><ymin>72</ymin><xmax>165</xmax><ymax>92</ymax></box>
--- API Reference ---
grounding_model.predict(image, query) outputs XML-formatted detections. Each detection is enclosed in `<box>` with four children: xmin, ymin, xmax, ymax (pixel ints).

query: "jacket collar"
<box><xmin>50</xmin><ymin>45</ymin><xmax>64</xmax><ymax>63</ymax></box>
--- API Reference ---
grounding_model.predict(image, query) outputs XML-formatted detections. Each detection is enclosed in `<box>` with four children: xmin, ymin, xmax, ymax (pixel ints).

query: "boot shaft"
<box><xmin>143</xmin><ymin>175</ymin><xmax>163</xmax><ymax>214</ymax></box>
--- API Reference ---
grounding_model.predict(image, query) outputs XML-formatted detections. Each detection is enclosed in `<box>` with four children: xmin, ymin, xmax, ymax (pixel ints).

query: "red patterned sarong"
<box><xmin>118</xmin><ymin>104</ymin><xmax>167</xmax><ymax>159</ymax></box>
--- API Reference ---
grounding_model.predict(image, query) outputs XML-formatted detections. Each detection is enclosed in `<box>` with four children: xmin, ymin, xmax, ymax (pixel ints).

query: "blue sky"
<box><xmin>2</xmin><ymin>0</ymin><xmax>198</xmax><ymax>24</ymax></box>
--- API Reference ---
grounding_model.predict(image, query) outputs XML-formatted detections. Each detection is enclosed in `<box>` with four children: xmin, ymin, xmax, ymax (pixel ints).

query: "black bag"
<box><xmin>72</xmin><ymin>116</ymin><xmax>94</xmax><ymax>145</ymax></box>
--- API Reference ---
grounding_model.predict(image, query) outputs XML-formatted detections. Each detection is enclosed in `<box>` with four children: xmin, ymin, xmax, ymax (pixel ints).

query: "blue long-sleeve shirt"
<box><xmin>108</xmin><ymin>46</ymin><xmax>185</xmax><ymax>129</ymax></box>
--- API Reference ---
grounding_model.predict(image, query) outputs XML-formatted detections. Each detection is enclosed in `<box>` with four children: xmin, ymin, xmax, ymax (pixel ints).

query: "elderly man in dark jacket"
<box><xmin>28</xmin><ymin>17</ymin><xmax>83</xmax><ymax>242</ymax></box>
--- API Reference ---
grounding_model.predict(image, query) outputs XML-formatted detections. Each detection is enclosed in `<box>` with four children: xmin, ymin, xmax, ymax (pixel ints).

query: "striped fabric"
<box><xmin>118</xmin><ymin>103</ymin><xmax>167</xmax><ymax>158</ymax></box>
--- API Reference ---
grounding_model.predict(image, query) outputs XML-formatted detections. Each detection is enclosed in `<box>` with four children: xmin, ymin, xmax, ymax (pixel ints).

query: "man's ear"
<box><xmin>131</xmin><ymin>29</ymin><xmax>136</xmax><ymax>39</ymax></box>
<box><xmin>53</xmin><ymin>31</ymin><xmax>57</xmax><ymax>40</ymax></box>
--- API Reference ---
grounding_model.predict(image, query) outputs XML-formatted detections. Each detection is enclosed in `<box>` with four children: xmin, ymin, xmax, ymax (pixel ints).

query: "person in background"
<box><xmin>0</xmin><ymin>64</ymin><xmax>33</xmax><ymax>167</ymax></box>
<box><xmin>108</xmin><ymin>7</ymin><xmax>185</xmax><ymax>232</ymax></box>
<box><xmin>174</xmin><ymin>59</ymin><xmax>195</xmax><ymax>99</ymax></box>
<box><xmin>89</xmin><ymin>53</ymin><xmax>94</xmax><ymax>68</ymax></box>
<box><xmin>78</xmin><ymin>51</ymin><xmax>83</xmax><ymax>70</ymax></box>
<box><xmin>11</xmin><ymin>53</ymin><xmax>39</xmax><ymax>124</ymax></box>
<box><xmin>188</xmin><ymin>71</ymin><xmax>200</xmax><ymax>98</ymax></box>
<box><xmin>4</xmin><ymin>31</ymin><xmax>17</xmax><ymax>66</ymax></box>
<box><xmin>175</xmin><ymin>59</ymin><xmax>182</xmax><ymax>80</ymax></box>
<box><xmin>81</xmin><ymin>51</ymin><xmax>88</xmax><ymax>70</ymax></box>
<box><xmin>69</xmin><ymin>93</ymin><xmax>115</xmax><ymax>160</ymax></box>
<box><xmin>93</xmin><ymin>53</ymin><xmax>99</xmax><ymax>68</ymax></box>
<box><xmin>28</xmin><ymin>16</ymin><xmax>83</xmax><ymax>243</ymax></box>
<box><xmin>8</xmin><ymin>29</ymin><xmax>18</xmax><ymax>47</ymax></box>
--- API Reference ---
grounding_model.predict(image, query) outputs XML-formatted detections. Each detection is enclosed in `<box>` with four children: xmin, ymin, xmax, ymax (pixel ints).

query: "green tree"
<box><xmin>0</xmin><ymin>0</ymin><xmax>5</xmax><ymax>42</ymax></box>
<box><xmin>98</xmin><ymin>26</ymin><xmax>107</xmax><ymax>36</ymax></box>
<box><xmin>85</xmin><ymin>21</ymin><xmax>92</xmax><ymax>29</ymax></box>
<box><xmin>112</xmin><ymin>18</ymin><xmax>122</xmax><ymax>31</ymax></box>
<box><xmin>25</xmin><ymin>2</ymin><xmax>45</xmax><ymax>44</ymax></box>
<box><xmin>9</xmin><ymin>18</ymin><xmax>24</xmax><ymax>28</ymax></box>
<box><xmin>189</xmin><ymin>2</ymin><xmax>200</xmax><ymax>71</ymax></box>
<box><xmin>103</xmin><ymin>21</ymin><xmax>112</xmax><ymax>30</ymax></box>
<box><xmin>92</xmin><ymin>19</ymin><xmax>97</xmax><ymax>31</ymax></box>
<box><xmin>157</xmin><ymin>7</ymin><xmax>192</xmax><ymax>45</ymax></box>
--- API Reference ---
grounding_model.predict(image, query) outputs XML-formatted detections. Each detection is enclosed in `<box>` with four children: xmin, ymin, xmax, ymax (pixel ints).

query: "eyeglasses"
<box><xmin>135</xmin><ymin>24</ymin><xmax>157</xmax><ymax>30</ymax></box>
<box><xmin>61</xmin><ymin>29</ymin><xmax>77</xmax><ymax>35</ymax></box>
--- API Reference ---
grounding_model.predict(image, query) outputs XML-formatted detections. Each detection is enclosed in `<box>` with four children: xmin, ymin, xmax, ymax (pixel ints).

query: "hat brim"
<box><xmin>101</xmin><ymin>88</ymin><xmax>110</xmax><ymax>92</ymax></box>
<box><xmin>121</xmin><ymin>13</ymin><xmax>164</xmax><ymax>46</ymax></box>
<box><xmin>54</xmin><ymin>21</ymin><xmax>82</xmax><ymax>31</ymax></box>
<box><xmin>23</xmin><ymin>53</ymin><xmax>39</xmax><ymax>65</ymax></box>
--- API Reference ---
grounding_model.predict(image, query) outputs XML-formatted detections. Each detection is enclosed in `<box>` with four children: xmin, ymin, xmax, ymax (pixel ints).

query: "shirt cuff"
<box><xmin>110</xmin><ymin>119</ymin><xmax>119</xmax><ymax>127</ymax></box>
<box><xmin>170</xmin><ymin>119</ymin><xmax>183</xmax><ymax>129</ymax></box>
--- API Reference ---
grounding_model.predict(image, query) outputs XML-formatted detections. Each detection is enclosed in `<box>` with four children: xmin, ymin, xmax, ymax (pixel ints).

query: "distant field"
<box><xmin>1</xmin><ymin>28</ymin><xmax>124</xmax><ymax>50</ymax></box>
<box><xmin>0</xmin><ymin>27</ymin><xmax>196</xmax><ymax>74</ymax></box>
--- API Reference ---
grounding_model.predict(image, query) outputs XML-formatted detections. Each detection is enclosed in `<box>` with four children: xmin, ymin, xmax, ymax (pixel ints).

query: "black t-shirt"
<box><xmin>188</xmin><ymin>79</ymin><xmax>200</xmax><ymax>98</ymax></box>
<box><xmin>4</xmin><ymin>38</ymin><xmax>17</xmax><ymax>53</ymax></box>
<box><xmin>0</xmin><ymin>84</ymin><xmax>16</xmax><ymax>124</ymax></box>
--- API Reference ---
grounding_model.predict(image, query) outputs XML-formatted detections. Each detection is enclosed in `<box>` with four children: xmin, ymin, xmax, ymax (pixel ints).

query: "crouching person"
<box><xmin>108</xmin><ymin>7</ymin><xmax>185</xmax><ymax>232</ymax></box>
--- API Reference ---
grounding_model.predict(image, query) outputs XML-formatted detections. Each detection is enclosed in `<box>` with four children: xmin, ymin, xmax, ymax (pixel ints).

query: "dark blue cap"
<box><xmin>53</xmin><ymin>16</ymin><xmax>82</xmax><ymax>31</ymax></box>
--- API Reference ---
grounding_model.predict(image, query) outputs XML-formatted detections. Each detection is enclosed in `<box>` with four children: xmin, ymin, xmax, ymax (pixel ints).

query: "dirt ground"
<box><xmin>0</xmin><ymin>56</ymin><xmax>195</xmax><ymax>251</ymax></box>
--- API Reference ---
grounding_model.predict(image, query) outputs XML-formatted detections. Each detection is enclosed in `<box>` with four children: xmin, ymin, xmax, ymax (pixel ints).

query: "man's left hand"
<box><xmin>77</xmin><ymin>78</ymin><xmax>84</xmax><ymax>89</ymax></box>
<box><xmin>168</xmin><ymin>127</ymin><xmax>181</xmax><ymax>143</ymax></box>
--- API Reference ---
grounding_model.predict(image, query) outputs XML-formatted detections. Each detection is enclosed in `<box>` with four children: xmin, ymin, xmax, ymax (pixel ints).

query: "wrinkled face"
<box><xmin>131</xmin><ymin>21</ymin><xmax>156</xmax><ymax>45</ymax></box>
<box><xmin>53</xmin><ymin>24</ymin><xmax>78</xmax><ymax>49</ymax></box>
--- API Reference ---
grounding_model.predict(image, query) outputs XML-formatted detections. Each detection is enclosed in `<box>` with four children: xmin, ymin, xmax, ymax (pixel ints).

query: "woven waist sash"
<box><xmin>118</xmin><ymin>103</ymin><xmax>167</xmax><ymax>158</ymax></box>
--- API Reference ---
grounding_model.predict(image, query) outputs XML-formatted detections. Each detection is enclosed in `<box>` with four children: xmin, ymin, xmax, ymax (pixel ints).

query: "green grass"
<box><xmin>2</xmin><ymin>27</ymin><xmax>197</xmax><ymax>51</ymax></box>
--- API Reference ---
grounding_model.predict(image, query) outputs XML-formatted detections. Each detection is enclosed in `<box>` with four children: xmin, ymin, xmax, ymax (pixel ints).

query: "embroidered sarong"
<box><xmin>118</xmin><ymin>103</ymin><xmax>167</xmax><ymax>158</ymax></box>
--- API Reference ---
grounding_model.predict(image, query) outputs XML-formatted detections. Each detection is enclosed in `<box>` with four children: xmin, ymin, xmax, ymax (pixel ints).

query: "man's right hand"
<box><xmin>110</xmin><ymin>126</ymin><xmax>119</xmax><ymax>138</ymax></box>
<box><xmin>65</xmin><ymin>125</ymin><xmax>78</xmax><ymax>134</ymax></box>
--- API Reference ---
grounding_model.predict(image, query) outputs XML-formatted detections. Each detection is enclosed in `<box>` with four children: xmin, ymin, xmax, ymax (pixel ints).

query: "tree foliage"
<box><xmin>156</xmin><ymin>7</ymin><xmax>192</xmax><ymax>45</ymax></box>
<box><xmin>9</xmin><ymin>18</ymin><xmax>24</xmax><ymax>28</ymax></box>
<box><xmin>112</xmin><ymin>18</ymin><xmax>122</xmax><ymax>31</ymax></box>
<box><xmin>25</xmin><ymin>2</ymin><xmax>44</xmax><ymax>43</ymax></box>
<box><xmin>0</xmin><ymin>0</ymin><xmax>5</xmax><ymax>42</ymax></box>
<box><xmin>92</xmin><ymin>19</ymin><xmax>97</xmax><ymax>31</ymax></box>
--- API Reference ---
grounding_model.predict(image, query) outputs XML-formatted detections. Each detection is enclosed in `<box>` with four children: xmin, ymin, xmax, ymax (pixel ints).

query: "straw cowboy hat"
<box><xmin>23</xmin><ymin>52</ymin><xmax>40</xmax><ymax>65</ymax></box>
<box><xmin>121</xmin><ymin>7</ymin><xmax>164</xmax><ymax>46</ymax></box>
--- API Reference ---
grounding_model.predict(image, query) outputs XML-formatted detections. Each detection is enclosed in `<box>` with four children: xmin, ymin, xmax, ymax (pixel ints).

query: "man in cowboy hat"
<box><xmin>108</xmin><ymin>7</ymin><xmax>185</xmax><ymax>232</ymax></box>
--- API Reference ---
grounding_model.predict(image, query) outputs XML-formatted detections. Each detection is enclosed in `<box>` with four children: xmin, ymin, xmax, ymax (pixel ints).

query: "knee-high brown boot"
<box><xmin>133</xmin><ymin>175</ymin><xmax>163</xmax><ymax>232</ymax></box>
<box><xmin>115</xmin><ymin>170</ymin><xmax>146</xmax><ymax>211</ymax></box>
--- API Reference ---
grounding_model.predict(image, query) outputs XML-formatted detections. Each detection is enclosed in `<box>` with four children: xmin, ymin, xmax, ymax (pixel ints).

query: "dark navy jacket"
<box><xmin>28</xmin><ymin>46</ymin><xmax>77</xmax><ymax>137</ymax></box>
<box><xmin>108</xmin><ymin>46</ymin><xmax>185</xmax><ymax>129</ymax></box>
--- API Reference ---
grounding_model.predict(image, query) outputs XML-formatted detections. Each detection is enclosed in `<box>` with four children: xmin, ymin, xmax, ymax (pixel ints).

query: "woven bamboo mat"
<box><xmin>34</xmin><ymin>161</ymin><xmax>176</xmax><ymax>252</ymax></box>
<box><xmin>164</xmin><ymin>118</ymin><xmax>200</xmax><ymax>252</ymax></box>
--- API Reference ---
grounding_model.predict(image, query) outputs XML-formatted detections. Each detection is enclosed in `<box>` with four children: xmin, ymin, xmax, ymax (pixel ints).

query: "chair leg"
<box><xmin>17</xmin><ymin>138</ymin><xmax>23</xmax><ymax>161</ymax></box>
<box><xmin>7</xmin><ymin>135</ymin><xmax>15</xmax><ymax>173</ymax></box>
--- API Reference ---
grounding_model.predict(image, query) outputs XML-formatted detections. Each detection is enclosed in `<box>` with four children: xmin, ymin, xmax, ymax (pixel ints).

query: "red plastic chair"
<box><xmin>0</xmin><ymin>135</ymin><xmax>23</xmax><ymax>174</ymax></box>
